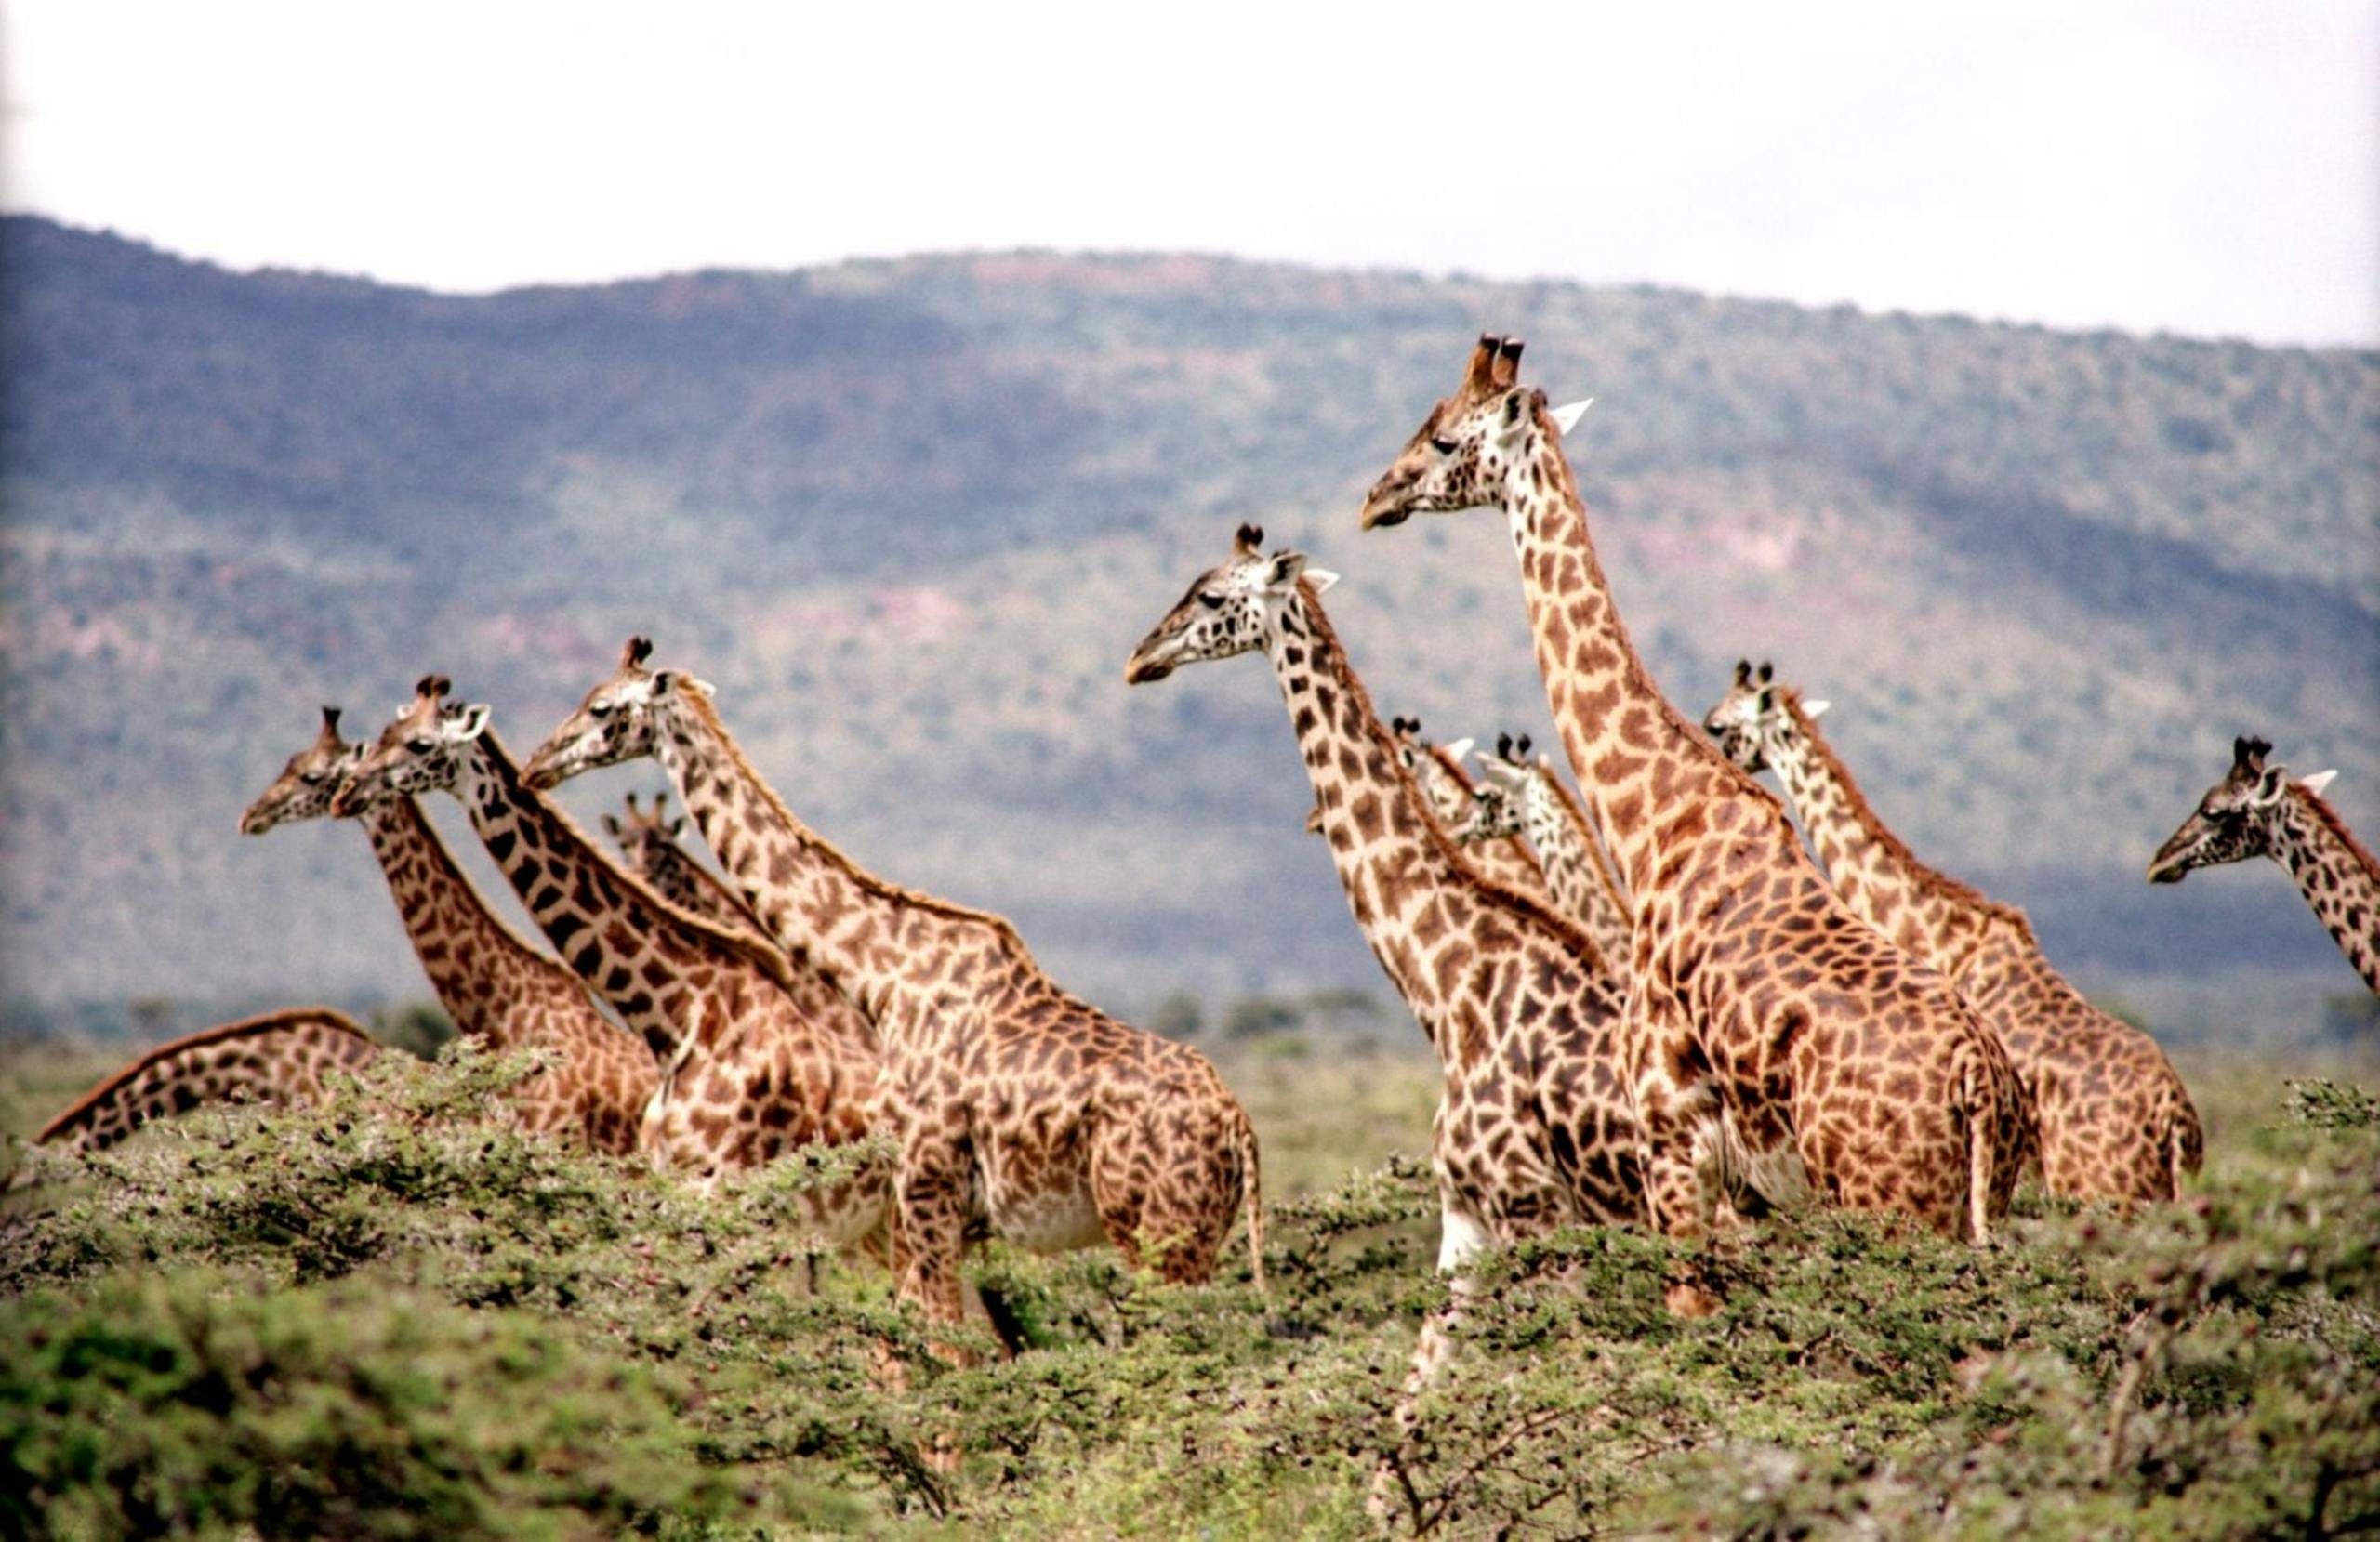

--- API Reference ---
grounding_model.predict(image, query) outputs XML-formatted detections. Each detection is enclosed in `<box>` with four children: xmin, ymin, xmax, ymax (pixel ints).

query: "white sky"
<box><xmin>4</xmin><ymin>0</ymin><xmax>2374</xmax><ymax>346</ymax></box>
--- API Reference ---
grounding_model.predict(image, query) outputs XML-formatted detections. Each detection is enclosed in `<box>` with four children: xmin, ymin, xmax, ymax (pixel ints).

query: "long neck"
<box><xmin>1265</xmin><ymin>588</ymin><xmax>1593</xmax><ymax>1061</ymax></box>
<box><xmin>451</xmin><ymin>731</ymin><xmax>774</xmax><ymax>1059</ymax></box>
<box><xmin>1499</xmin><ymin>416</ymin><xmax>1780</xmax><ymax>899</ymax></box>
<box><xmin>1760</xmin><ymin>697</ymin><xmax>1977</xmax><ymax>969</ymax></box>
<box><xmin>652</xmin><ymin>697</ymin><xmax>1008</xmax><ymax>1024</ymax></box>
<box><xmin>359</xmin><ymin>796</ymin><xmax>577</xmax><ymax>1045</ymax></box>
<box><xmin>2272</xmin><ymin>788</ymin><xmax>2380</xmax><ymax>993</ymax></box>
<box><xmin>1523</xmin><ymin>769</ymin><xmax>1633</xmax><ymax>969</ymax></box>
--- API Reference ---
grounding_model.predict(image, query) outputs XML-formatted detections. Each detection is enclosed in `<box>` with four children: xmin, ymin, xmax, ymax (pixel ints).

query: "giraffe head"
<box><xmin>1122</xmin><ymin>523</ymin><xmax>1338</xmax><ymax>683</ymax></box>
<box><xmin>240</xmin><ymin>705</ymin><xmax>364</xmax><ymax>834</ymax></box>
<box><xmin>332</xmin><ymin>676</ymin><xmax>491</xmax><ymax>814</ymax></box>
<box><xmin>2148</xmin><ymin>735</ymin><xmax>2340</xmax><ymax>882</ymax></box>
<box><xmin>522</xmin><ymin>636</ymin><xmax>714</xmax><ymax>791</ymax></box>
<box><xmin>1460</xmin><ymin>733</ymin><xmax>1536</xmax><ymax>843</ymax></box>
<box><xmin>1358</xmin><ymin>334</ymin><xmax>1545</xmax><ymax>530</ymax></box>
<box><xmin>603</xmin><ymin>790</ymin><xmax>687</xmax><ymax>875</ymax></box>
<box><xmin>1700</xmin><ymin>660</ymin><xmax>1829</xmax><ymax>773</ymax></box>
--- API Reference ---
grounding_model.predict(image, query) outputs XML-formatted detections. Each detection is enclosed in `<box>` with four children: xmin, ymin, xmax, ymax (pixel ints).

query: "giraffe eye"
<box><xmin>407</xmin><ymin>738</ymin><xmax>435</xmax><ymax>753</ymax></box>
<box><xmin>298</xmin><ymin>771</ymin><xmax>326</xmax><ymax>786</ymax></box>
<box><xmin>1197</xmin><ymin>592</ymin><xmax>1225</xmax><ymax>610</ymax></box>
<box><xmin>589</xmin><ymin>701</ymin><xmax>612</xmax><ymax>718</ymax></box>
<box><xmin>1430</xmin><ymin>436</ymin><xmax>1460</xmax><ymax>455</ymax></box>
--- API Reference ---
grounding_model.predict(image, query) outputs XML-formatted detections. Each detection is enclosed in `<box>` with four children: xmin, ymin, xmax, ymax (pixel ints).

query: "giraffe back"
<box><xmin>35</xmin><ymin>1008</ymin><xmax>382</xmax><ymax>1153</ymax></box>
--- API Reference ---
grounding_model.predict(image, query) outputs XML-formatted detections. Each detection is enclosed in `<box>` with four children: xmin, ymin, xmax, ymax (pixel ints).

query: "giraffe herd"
<box><xmin>25</xmin><ymin>335</ymin><xmax>2373</xmax><ymax>1444</ymax></box>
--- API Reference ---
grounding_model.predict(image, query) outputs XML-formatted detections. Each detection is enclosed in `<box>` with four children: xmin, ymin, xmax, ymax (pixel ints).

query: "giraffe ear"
<box><xmin>601</xmin><ymin>813</ymin><xmax>622</xmax><ymax>837</ymax></box>
<box><xmin>2301</xmin><ymin>769</ymin><xmax>2339</xmax><ymax>797</ymax></box>
<box><xmin>2251</xmin><ymin>767</ymin><xmax>2290</xmax><ymax>807</ymax></box>
<box><xmin>1757</xmin><ymin>688</ymin><xmax>1777</xmax><ymax>715</ymax></box>
<box><xmin>1443</xmin><ymin>736</ymin><xmax>1475</xmax><ymax>764</ymax></box>
<box><xmin>1261</xmin><ymin>550</ymin><xmax>1307</xmax><ymax>590</ymax></box>
<box><xmin>1550</xmin><ymin>397</ymin><xmax>1593</xmax><ymax>434</ymax></box>
<box><xmin>667</xmin><ymin>817</ymin><xmax>686</xmax><ymax>837</ymax></box>
<box><xmin>447</xmin><ymin>704</ymin><xmax>492</xmax><ymax>742</ymax></box>
<box><xmin>1804</xmin><ymin>699</ymin><xmax>1831</xmax><ymax>719</ymax></box>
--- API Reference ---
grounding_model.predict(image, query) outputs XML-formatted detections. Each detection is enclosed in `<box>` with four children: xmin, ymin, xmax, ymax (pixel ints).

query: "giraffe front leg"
<box><xmin>1627</xmin><ymin>995</ymin><xmax>1729</xmax><ymax>1319</ymax></box>
<box><xmin>1368</xmin><ymin>1199</ymin><xmax>1494</xmax><ymax>1525</ymax></box>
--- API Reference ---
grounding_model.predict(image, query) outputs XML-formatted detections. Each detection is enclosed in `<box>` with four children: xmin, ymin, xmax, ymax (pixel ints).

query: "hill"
<box><xmin>2</xmin><ymin>217</ymin><xmax>2374</xmax><ymax>1039</ymax></box>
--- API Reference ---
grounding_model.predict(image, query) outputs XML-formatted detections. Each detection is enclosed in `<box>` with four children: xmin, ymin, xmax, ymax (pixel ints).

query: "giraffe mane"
<box><xmin>675</xmin><ymin>691</ymin><xmax>1033</xmax><ymax>956</ymax></box>
<box><xmin>1294</xmin><ymin>578</ymin><xmax>1620</xmax><ymax>978</ymax></box>
<box><xmin>2293</xmin><ymin>778</ymin><xmax>2380</xmax><ymax>887</ymax></box>
<box><xmin>473</xmin><ymin>728</ymin><xmax>809</xmax><ymax>995</ymax></box>
<box><xmin>1779</xmin><ymin>690</ymin><xmax>2035</xmax><ymax>942</ymax></box>
<box><xmin>33</xmin><ymin>1007</ymin><xmax>373</xmax><ymax>1144</ymax></box>
<box><xmin>1518</xmin><ymin>393</ymin><xmax>1782</xmax><ymax>813</ymax></box>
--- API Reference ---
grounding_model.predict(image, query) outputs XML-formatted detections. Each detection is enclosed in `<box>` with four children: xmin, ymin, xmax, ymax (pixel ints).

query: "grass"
<box><xmin>1</xmin><ymin>1036</ymin><xmax>2374</xmax><ymax>1538</ymax></box>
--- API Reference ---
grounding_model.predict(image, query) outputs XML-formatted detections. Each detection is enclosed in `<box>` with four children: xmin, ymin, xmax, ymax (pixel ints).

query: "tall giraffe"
<box><xmin>604</xmin><ymin>790</ymin><xmax>771</xmax><ymax>943</ymax></box>
<box><xmin>333</xmin><ymin>679</ymin><xmax>889</xmax><ymax>1246</ymax></box>
<box><xmin>241</xmin><ymin>705</ymin><xmax>657</xmax><ymax>1155</ymax></box>
<box><xmin>1385</xmin><ymin>717</ymin><xmax>1559</xmax><ymax>909</ymax></box>
<box><xmin>1462</xmin><ymin>734</ymin><xmax>1635</xmax><ymax>985</ymax></box>
<box><xmin>2152</xmin><ymin>736</ymin><xmax>2374</xmax><ymax>995</ymax></box>
<box><xmin>34</xmin><ymin>1008</ymin><xmax>381</xmax><ymax>1154</ymax></box>
<box><xmin>1705</xmin><ymin>664</ymin><xmax>2202</xmax><ymax>1200</ymax></box>
<box><xmin>1359</xmin><ymin>336</ymin><xmax>2030</xmax><ymax>1264</ymax></box>
<box><xmin>520</xmin><ymin>638</ymin><xmax>1264</xmax><ymax>1354</ymax></box>
<box><xmin>1125</xmin><ymin>526</ymin><xmax>1655</xmax><ymax>1480</ymax></box>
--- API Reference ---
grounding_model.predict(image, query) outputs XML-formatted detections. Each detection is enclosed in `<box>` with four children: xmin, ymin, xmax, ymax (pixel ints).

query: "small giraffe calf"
<box><xmin>1461</xmin><ymin>733</ymin><xmax>1635</xmax><ymax>987</ymax></box>
<box><xmin>35</xmin><ymin>1008</ymin><xmax>382</xmax><ymax>1154</ymax></box>
<box><xmin>2152</xmin><ymin>735</ymin><xmax>2375</xmax><ymax>996</ymax></box>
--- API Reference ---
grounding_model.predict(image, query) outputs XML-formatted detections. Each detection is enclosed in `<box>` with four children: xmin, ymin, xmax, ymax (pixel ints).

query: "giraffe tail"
<box><xmin>1233</xmin><ymin>1106</ymin><xmax>1267</xmax><ymax>1295</ymax></box>
<box><xmin>2167</xmin><ymin>1088</ymin><xmax>2206</xmax><ymax>1197</ymax></box>
<box><xmin>33</xmin><ymin>1008</ymin><xmax>377</xmax><ymax>1155</ymax></box>
<box><xmin>1962</xmin><ymin>1053</ymin><xmax>2004</xmax><ymax>1246</ymax></box>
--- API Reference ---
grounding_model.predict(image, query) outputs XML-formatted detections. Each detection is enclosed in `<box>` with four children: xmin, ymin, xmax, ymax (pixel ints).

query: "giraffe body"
<box><xmin>1125</xmin><ymin>527</ymin><xmax>1646</xmax><ymax>1434</ymax></box>
<box><xmin>337</xmin><ymin>681</ymin><xmax>887</xmax><ymax>1245</ymax></box>
<box><xmin>1128</xmin><ymin>534</ymin><xmax>1642</xmax><ymax>1239</ymax></box>
<box><xmin>1360</xmin><ymin>337</ymin><xmax>2030</xmax><ymax>1249</ymax></box>
<box><xmin>1464</xmin><ymin>739</ymin><xmax>1635</xmax><ymax>989</ymax></box>
<box><xmin>1707</xmin><ymin>667</ymin><xmax>2199</xmax><ymax>1201</ymax></box>
<box><xmin>519</xmin><ymin>641</ymin><xmax>1263</xmax><ymax>1352</ymax></box>
<box><xmin>241</xmin><ymin>707</ymin><xmax>656</xmax><ymax>1154</ymax></box>
<box><xmin>2152</xmin><ymin>736</ymin><xmax>2377</xmax><ymax>995</ymax></box>
<box><xmin>35</xmin><ymin>1008</ymin><xmax>381</xmax><ymax>1153</ymax></box>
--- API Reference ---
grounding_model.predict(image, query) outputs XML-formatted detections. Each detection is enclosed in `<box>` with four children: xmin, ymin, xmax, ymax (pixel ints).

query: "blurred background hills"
<box><xmin>3</xmin><ymin>215</ymin><xmax>2373</xmax><ymax>1044</ymax></box>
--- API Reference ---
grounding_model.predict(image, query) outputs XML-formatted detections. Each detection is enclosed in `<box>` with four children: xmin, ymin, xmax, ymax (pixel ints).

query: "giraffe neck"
<box><xmin>1522</xmin><ymin>769</ymin><xmax>1633</xmax><ymax>961</ymax></box>
<box><xmin>1265</xmin><ymin>585</ymin><xmax>1578</xmax><ymax>1058</ymax></box>
<box><xmin>652</xmin><ymin>695</ymin><xmax>1010</xmax><ymax>1028</ymax></box>
<box><xmin>359</xmin><ymin>796</ymin><xmax>575</xmax><ymax>1047</ymax></box>
<box><xmin>1499</xmin><ymin>418</ymin><xmax>1780</xmax><ymax>899</ymax></box>
<box><xmin>451</xmin><ymin>731</ymin><xmax>781</xmax><ymax>1061</ymax></box>
<box><xmin>2271</xmin><ymin>787</ymin><xmax>2380</xmax><ymax>993</ymax></box>
<box><xmin>1759</xmin><ymin>696</ymin><xmax>1979</xmax><ymax>971</ymax></box>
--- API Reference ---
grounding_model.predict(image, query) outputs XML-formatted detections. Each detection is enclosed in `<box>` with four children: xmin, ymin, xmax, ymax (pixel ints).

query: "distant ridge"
<box><xmin>2</xmin><ymin>214</ymin><xmax>2373</xmax><ymax>1040</ymax></box>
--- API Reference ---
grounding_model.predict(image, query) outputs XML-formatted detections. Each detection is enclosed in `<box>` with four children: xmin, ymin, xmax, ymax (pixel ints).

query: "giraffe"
<box><xmin>2151</xmin><ymin>735</ymin><xmax>2374</xmax><ymax>995</ymax></box>
<box><xmin>1358</xmin><ymin>336</ymin><xmax>2031</xmax><ymax>1284</ymax></box>
<box><xmin>240</xmin><ymin>705</ymin><xmax>657</xmax><ymax>1155</ymax></box>
<box><xmin>1705</xmin><ymin>663</ymin><xmax>2202</xmax><ymax>1200</ymax></box>
<box><xmin>1385</xmin><ymin>716</ymin><xmax>1559</xmax><ymax>910</ymax></box>
<box><xmin>518</xmin><ymin>638</ymin><xmax>1264</xmax><ymax>1360</ymax></box>
<box><xmin>604</xmin><ymin>790</ymin><xmax>771</xmax><ymax>944</ymax></box>
<box><xmin>1462</xmin><ymin>733</ymin><xmax>1635</xmax><ymax>987</ymax></box>
<box><xmin>1125</xmin><ymin>525</ymin><xmax>1659</xmax><ymax>1486</ymax></box>
<box><xmin>332</xmin><ymin>679</ymin><xmax>890</xmax><ymax>1251</ymax></box>
<box><xmin>33</xmin><ymin>1008</ymin><xmax>381</xmax><ymax>1154</ymax></box>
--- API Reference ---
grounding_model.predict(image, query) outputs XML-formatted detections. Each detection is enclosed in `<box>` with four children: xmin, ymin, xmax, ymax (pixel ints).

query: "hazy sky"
<box><xmin>5</xmin><ymin>1</ymin><xmax>2374</xmax><ymax>346</ymax></box>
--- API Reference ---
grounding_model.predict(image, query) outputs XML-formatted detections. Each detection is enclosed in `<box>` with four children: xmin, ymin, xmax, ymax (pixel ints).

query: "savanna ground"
<box><xmin>1</xmin><ymin>1032</ymin><xmax>2374</xmax><ymax>1539</ymax></box>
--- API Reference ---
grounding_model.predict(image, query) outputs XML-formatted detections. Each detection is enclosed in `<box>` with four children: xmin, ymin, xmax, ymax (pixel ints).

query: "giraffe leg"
<box><xmin>1627</xmin><ymin>995</ymin><xmax>1729</xmax><ymax>1318</ymax></box>
<box><xmin>1368</xmin><ymin>1201</ymin><xmax>1493</xmax><ymax>1524</ymax></box>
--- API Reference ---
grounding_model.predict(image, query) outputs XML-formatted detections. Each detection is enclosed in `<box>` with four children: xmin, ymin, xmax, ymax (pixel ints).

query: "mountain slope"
<box><xmin>3</xmin><ymin>217</ymin><xmax>2373</xmax><ymax>1038</ymax></box>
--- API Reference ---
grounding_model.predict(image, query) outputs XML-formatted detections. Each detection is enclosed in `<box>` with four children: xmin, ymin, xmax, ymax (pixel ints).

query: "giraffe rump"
<box><xmin>35</xmin><ymin>1008</ymin><xmax>382</xmax><ymax>1153</ymax></box>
